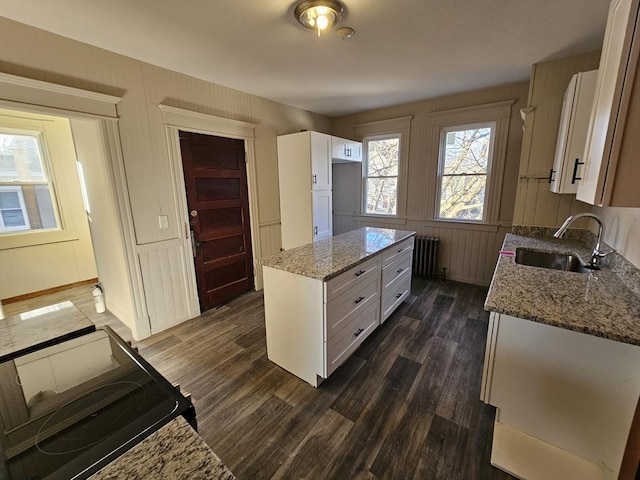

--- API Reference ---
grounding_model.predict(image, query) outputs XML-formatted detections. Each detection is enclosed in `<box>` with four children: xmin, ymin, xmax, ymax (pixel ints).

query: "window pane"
<box><xmin>1</xmin><ymin>209</ymin><xmax>27</xmax><ymax>228</ymax></box>
<box><xmin>0</xmin><ymin>131</ymin><xmax>59</xmax><ymax>234</ymax></box>
<box><xmin>443</xmin><ymin>127</ymin><xmax>491</xmax><ymax>175</ymax></box>
<box><xmin>439</xmin><ymin>175</ymin><xmax>486</xmax><ymax>221</ymax></box>
<box><xmin>0</xmin><ymin>191</ymin><xmax>20</xmax><ymax>209</ymax></box>
<box><xmin>366</xmin><ymin>177</ymin><xmax>397</xmax><ymax>215</ymax></box>
<box><xmin>0</xmin><ymin>134</ymin><xmax>46</xmax><ymax>181</ymax></box>
<box><xmin>367</xmin><ymin>138</ymin><xmax>399</xmax><ymax>177</ymax></box>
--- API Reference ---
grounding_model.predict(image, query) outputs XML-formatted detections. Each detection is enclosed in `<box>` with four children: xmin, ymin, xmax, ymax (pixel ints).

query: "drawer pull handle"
<box><xmin>354</xmin><ymin>270</ymin><xmax>366</xmax><ymax>277</ymax></box>
<box><xmin>354</xmin><ymin>328</ymin><xmax>364</xmax><ymax>337</ymax></box>
<box><xmin>395</xmin><ymin>292</ymin><xmax>403</xmax><ymax>299</ymax></box>
<box><xmin>397</xmin><ymin>248</ymin><xmax>404</xmax><ymax>253</ymax></box>
<box><xmin>354</xmin><ymin>296</ymin><xmax>365</xmax><ymax>304</ymax></box>
<box><xmin>397</xmin><ymin>268</ymin><xmax>404</xmax><ymax>274</ymax></box>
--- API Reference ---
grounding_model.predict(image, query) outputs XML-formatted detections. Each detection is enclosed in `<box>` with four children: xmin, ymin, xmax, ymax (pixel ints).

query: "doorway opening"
<box><xmin>0</xmin><ymin>106</ymin><xmax>142</xmax><ymax>337</ymax></box>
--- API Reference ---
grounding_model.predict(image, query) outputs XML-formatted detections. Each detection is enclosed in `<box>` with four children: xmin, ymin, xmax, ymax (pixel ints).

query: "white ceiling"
<box><xmin>0</xmin><ymin>0</ymin><xmax>611</xmax><ymax>117</ymax></box>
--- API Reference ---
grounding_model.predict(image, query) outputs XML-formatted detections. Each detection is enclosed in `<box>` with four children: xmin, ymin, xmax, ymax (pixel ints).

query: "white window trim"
<box><xmin>0</xmin><ymin>126</ymin><xmax>63</xmax><ymax>234</ymax></box>
<box><xmin>428</xmin><ymin>101</ymin><xmax>514</xmax><ymax>225</ymax></box>
<box><xmin>435</xmin><ymin>121</ymin><xmax>497</xmax><ymax>223</ymax></box>
<box><xmin>355</xmin><ymin>116</ymin><xmax>412</xmax><ymax>218</ymax></box>
<box><xmin>0</xmin><ymin>186</ymin><xmax>31</xmax><ymax>232</ymax></box>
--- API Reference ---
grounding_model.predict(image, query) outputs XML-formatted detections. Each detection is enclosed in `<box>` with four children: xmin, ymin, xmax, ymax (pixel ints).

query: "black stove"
<box><xmin>0</xmin><ymin>326</ymin><xmax>196</xmax><ymax>480</ymax></box>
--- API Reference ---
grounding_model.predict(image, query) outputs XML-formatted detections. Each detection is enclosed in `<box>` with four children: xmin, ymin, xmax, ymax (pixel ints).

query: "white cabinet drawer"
<box><xmin>382</xmin><ymin>237</ymin><xmax>414</xmax><ymax>266</ymax></box>
<box><xmin>325</xmin><ymin>256</ymin><xmax>380</xmax><ymax>301</ymax></box>
<box><xmin>381</xmin><ymin>270</ymin><xmax>411</xmax><ymax>322</ymax></box>
<box><xmin>382</xmin><ymin>250</ymin><xmax>412</xmax><ymax>290</ymax></box>
<box><xmin>325</xmin><ymin>273</ymin><xmax>379</xmax><ymax>340</ymax></box>
<box><xmin>325</xmin><ymin>302</ymin><xmax>379</xmax><ymax>377</ymax></box>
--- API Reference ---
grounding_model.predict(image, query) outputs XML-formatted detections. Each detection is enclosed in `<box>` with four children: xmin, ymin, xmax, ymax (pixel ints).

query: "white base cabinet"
<box><xmin>263</xmin><ymin>237</ymin><xmax>413</xmax><ymax>387</ymax></box>
<box><xmin>482</xmin><ymin>312</ymin><xmax>640</xmax><ymax>479</ymax></box>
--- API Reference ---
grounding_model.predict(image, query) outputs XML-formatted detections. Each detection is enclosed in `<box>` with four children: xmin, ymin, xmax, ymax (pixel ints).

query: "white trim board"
<box><xmin>159</xmin><ymin>104</ymin><xmax>263</xmax><ymax>320</ymax></box>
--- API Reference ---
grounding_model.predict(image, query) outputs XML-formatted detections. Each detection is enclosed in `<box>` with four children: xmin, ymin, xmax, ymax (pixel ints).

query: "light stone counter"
<box><xmin>0</xmin><ymin>301</ymin><xmax>95</xmax><ymax>362</ymax></box>
<box><xmin>485</xmin><ymin>231</ymin><xmax>640</xmax><ymax>346</ymax></box>
<box><xmin>90</xmin><ymin>416</ymin><xmax>235</xmax><ymax>480</ymax></box>
<box><xmin>262</xmin><ymin>227</ymin><xmax>415</xmax><ymax>281</ymax></box>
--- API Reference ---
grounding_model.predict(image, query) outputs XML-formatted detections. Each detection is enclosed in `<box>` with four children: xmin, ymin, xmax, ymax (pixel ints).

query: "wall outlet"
<box><xmin>158</xmin><ymin>215</ymin><xmax>169</xmax><ymax>229</ymax></box>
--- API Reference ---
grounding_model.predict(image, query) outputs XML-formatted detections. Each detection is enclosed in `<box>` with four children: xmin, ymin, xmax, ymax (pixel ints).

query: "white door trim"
<box><xmin>158</xmin><ymin>104</ymin><xmax>262</xmax><ymax>317</ymax></box>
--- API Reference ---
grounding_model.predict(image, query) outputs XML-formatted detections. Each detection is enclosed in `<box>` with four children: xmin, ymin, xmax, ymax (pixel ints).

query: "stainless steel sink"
<box><xmin>514</xmin><ymin>248</ymin><xmax>592</xmax><ymax>273</ymax></box>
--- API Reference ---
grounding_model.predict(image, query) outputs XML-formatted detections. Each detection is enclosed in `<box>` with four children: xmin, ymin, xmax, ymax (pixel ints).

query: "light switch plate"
<box><xmin>158</xmin><ymin>215</ymin><xmax>169</xmax><ymax>229</ymax></box>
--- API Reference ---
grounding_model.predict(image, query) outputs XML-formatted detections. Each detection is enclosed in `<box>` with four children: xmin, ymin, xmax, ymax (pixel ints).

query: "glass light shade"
<box><xmin>294</xmin><ymin>0</ymin><xmax>344</xmax><ymax>36</ymax></box>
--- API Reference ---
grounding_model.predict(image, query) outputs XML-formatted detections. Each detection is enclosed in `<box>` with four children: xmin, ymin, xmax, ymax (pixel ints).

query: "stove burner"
<box><xmin>35</xmin><ymin>381</ymin><xmax>146</xmax><ymax>456</ymax></box>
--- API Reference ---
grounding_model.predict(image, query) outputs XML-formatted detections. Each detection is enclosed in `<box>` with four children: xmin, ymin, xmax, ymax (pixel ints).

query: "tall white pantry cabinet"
<box><xmin>277</xmin><ymin>131</ymin><xmax>333</xmax><ymax>250</ymax></box>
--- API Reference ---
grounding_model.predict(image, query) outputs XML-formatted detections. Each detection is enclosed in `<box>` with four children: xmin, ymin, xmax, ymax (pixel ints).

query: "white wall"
<box><xmin>0</xmin><ymin>109</ymin><xmax>97</xmax><ymax>299</ymax></box>
<box><xmin>596</xmin><ymin>207</ymin><xmax>640</xmax><ymax>268</ymax></box>
<box><xmin>331</xmin><ymin>82</ymin><xmax>529</xmax><ymax>286</ymax></box>
<box><xmin>512</xmin><ymin>51</ymin><xmax>601</xmax><ymax>228</ymax></box>
<box><xmin>0</xmin><ymin>17</ymin><xmax>331</xmax><ymax>336</ymax></box>
<box><xmin>70</xmin><ymin>118</ymin><xmax>138</xmax><ymax>333</ymax></box>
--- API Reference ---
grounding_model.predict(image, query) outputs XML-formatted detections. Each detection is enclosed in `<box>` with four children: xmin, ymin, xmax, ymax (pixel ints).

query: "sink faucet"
<box><xmin>553</xmin><ymin>213</ymin><xmax>615</xmax><ymax>268</ymax></box>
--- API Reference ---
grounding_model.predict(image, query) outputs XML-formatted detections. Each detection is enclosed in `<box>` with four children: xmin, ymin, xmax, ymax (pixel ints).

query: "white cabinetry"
<box><xmin>263</xmin><ymin>234</ymin><xmax>414</xmax><ymax>387</ymax></box>
<box><xmin>380</xmin><ymin>237</ymin><xmax>414</xmax><ymax>322</ymax></box>
<box><xmin>577</xmin><ymin>0</ymin><xmax>640</xmax><ymax>206</ymax></box>
<box><xmin>263</xmin><ymin>256</ymin><xmax>381</xmax><ymax>387</ymax></box>
<box><xmin>550</xmin><ymin>70</ymin><xmax>597</xmax><ymax>194</ymax></box>
<box><xmin>481</xmin><ymin>312</ymin><xmax>640</xmax><ymax>480</ymax></box>
<box><xmin>331</xmin><ymin>136</ymin><xmax>362</xmax><ymax>163</ymax></box>
<box><xmin>277</xmin><ymin>131</ymin><xmax>332</xmax><ymax>249</ymax></box>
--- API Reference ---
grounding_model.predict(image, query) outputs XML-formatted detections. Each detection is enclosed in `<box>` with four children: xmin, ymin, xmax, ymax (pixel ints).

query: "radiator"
<box><xmin>412</xmin><ymin>236</ymin><xmax>440</xmax><ymax>278</ymax></box>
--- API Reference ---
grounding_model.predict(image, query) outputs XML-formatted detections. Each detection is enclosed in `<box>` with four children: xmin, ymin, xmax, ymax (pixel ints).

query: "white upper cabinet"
<box><xmin>331</xmin><ymin>136</ymin><xmax>362</xmax><ymax>163</ymax></box>
<box><xmin>577</xmin><ymin>0</ymin><xmax>640</xmax><ymax>206</ymax></box>
<box><xmin>311</xmin><ymin>132</ymin><xmax>332</xmax><ymax>190</ymax></box>
<box><xmin>550</xmin><ymin>70</ymin><xmax>598</xmax><ymax>194</ymax></box>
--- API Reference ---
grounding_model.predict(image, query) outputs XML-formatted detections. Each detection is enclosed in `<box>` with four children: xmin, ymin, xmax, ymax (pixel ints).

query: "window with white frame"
<box><xmin>0</xmin><ymin>131</ymin><xmax>59</xmax><ymax>234</ymax></box>
<box><xmin>436</xmin><ymin>122</ymin><xmax>495</xmax><ymax>222</ymax></box>
<box><xmin>428</xmin><ymin>101</ymin><xmax>513</xmax><ymax>225</ymax></box>
<box><xmin>363</xmin><ymin>134</ymin><xmax>401</xmax><ymax>215</ymax></box>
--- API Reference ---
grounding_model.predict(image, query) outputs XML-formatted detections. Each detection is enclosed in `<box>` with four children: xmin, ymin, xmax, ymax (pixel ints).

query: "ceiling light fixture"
<box><xmin>294</xmin><ymin>0</ymin><xmax>344</xmax><ymax>37</ymax></box>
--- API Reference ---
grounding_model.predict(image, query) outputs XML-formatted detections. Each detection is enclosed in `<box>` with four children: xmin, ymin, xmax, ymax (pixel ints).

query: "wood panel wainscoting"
<box><xmin>4</xmin><ymin>278</ymin><xmax>515</xmax><ymax>479</ymax></box>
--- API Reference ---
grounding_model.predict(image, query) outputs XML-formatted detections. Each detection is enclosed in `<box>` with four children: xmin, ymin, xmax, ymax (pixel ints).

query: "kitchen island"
<box><xmin>262</xmin><ymin>227</ymin><xmax>415</xmax><ymax>387</ymax></box>
<box><xmin>482</xmin><ymin>229</ymin><xmax>640</xmax><ymax>480</ymax></box>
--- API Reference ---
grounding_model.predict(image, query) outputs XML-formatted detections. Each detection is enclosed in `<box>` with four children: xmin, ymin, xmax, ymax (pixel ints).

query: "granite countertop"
<box><xmin>89</xmin><ymin>416</ymin><xmax>235</xmax><ymax>480</ymax></box>
<box><xmin>0</xmin><ymin>300</ymin><xmax>95</xmax><ymax>362</ymax></box>
<box><xmin>485</xmin><ymin>231</ymin><xmax>640</xmax><ymax>346</ymax></box>
<box><xmin>262</xmin><ymin>227</ymin><xmax>416</xmax><ymax>281</ymax></box>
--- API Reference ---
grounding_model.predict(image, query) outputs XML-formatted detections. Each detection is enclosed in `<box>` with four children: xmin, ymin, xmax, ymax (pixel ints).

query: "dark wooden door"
<box><xmin>179</xmin><ymin>131</ymin><xmax>254</xmax><ymax>312</ymax></box>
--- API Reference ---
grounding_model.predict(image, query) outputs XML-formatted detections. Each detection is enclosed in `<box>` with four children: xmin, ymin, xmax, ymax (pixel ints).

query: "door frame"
<box><xmin>0</xmin><ymin>72</ymin><xmax>150</xmax><ymax>338</ymax></box>
<box><xmin>158</xmin><ymin>105</ymin><xmax>261</xmax><ymax>318</ymax></box>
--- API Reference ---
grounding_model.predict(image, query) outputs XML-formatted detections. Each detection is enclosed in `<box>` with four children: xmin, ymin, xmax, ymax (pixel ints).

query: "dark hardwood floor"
<box><xmin>4</xmin><ymin>278</ymin><xmax>514</xmax><ymax>479</ymax></box>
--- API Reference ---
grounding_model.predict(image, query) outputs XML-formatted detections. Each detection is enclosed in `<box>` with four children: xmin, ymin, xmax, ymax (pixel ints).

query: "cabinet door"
<box><xmin>331</xmin><ymin>136</ymin><xmax>362</xmax><ymax>162</ymax></box>
<box><xmin>551</xmin><ymin>71</ymin><xmax>598</xmax><ymax>194</ymax></box>
<box><xmin>311</xmin><ymin>132</ymin><xmax>331</xmax><ymax>190</ymax></box>
<box><xmin>577</xmin><ymin>0</ymin><xmax>637</xmax><ymax>205</ymax></box>
<box><xmin>312</xmin><ymin>190</ymin><xmax>332</xmax><ymax>241</ymax></box>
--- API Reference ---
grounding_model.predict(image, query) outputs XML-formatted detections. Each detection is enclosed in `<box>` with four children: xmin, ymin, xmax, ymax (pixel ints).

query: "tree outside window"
<box><xmin>364</xmin><ymin>134</ymin><xmax>400</xmax><ymax>215</ymax></box>
<box><xmin>437</xmin><ymin>123</ymin><xmax>494</xmax><ymax>222</ymax></box>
